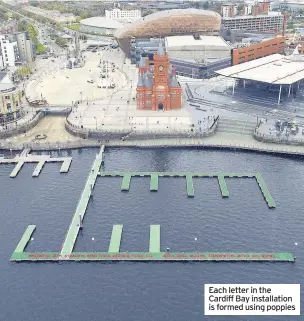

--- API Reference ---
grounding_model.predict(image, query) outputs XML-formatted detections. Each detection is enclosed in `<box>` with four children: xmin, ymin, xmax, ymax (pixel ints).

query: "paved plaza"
<box><xmin>26</xmin><ymin>50</ymin><xmax>127</xmax><ymax>105</ymax></box>
<box><xmin>64</xmin><ymin>49</ymin><xmax>216</xmax><ymax>133</ymax></box>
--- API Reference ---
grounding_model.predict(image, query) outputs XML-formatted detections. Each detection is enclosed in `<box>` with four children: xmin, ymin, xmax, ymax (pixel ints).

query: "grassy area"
<box><xmin>67</xmin><ymin>23</ymin><xmax>80</xmax><ymax>31</ymax></box>
<box><xmin>36</xmin><ymin>43</ymin><xmax>47</xmax><ymax>54</ymax></box>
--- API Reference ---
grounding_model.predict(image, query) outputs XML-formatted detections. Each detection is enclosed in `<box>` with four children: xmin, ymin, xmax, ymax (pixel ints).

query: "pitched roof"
<box><xmin>137</xmin><ymin>74</ymin><xmax>144</xmax><ymax>87</ymax></box>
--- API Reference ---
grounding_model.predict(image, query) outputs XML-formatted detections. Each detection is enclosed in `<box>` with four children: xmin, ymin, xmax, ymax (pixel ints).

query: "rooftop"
<box><xmin>165</xmin><ymin>35</ymin><xmax>230</xmax><ymax>49</ymax></box>
<box><xmin>115</xmin><ymin>9</ymin><xmax>220</xmax><ymax>38</ymax></box>
<box><xmin>223</xmin><ymin>13</ymin><xmax>282</xmax><ymax>20</ymax></box>
<box><xmin>215</xmin><ymin>53</ymin><xmax>304</xmax><ymax>85</ymax></box>
<box><xmin>80</xmin><ymin>17</ymin><xmax>124</xmax><ymax>29</ymax></box>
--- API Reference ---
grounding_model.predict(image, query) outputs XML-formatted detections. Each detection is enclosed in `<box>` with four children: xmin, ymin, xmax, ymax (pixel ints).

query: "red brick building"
<box><xmin>232</xmin><ymin>37</ymin><xmax>285</xmax><ymax>65</ymax></box>
<box><xmin>136</xmin><ymin>43</ymin><xmax>182</xmax><ymax>111</ymax></box>
<box><xmin>252</xmin><ymin>1</ymin><xmax>271</xmax><ymax>16</ymax></box>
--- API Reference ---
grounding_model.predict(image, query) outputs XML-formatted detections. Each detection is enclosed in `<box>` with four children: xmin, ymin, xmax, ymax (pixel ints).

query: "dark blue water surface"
<box><xmin>0</xmin><ymin>147</ymin><xmax>303</xmax><ymax>321</ymax></box>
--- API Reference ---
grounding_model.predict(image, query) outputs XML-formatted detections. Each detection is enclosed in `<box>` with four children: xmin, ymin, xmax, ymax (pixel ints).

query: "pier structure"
<box><xmin>10</xmin><ymin>161</ymin><xmax>283</xmax><ymax>262</ymax></box>
<box><xmin>0</xmin><ymin>148</ymin><xmax>72</xmax><ymax>177</ymax></box>
<box><xmin>11</xmin><ymin>223</ymin><xmax>294</xmax><ymax>262</ymax></box>
<box><xmin>101</xmin><ymin>172</ymin><xmax>275</xmax><ymax>208</ymax></box>
<box><xmin>60</xmin><ymin>146</ymin><xmax>105</xmax><ymax>257</ymax></box>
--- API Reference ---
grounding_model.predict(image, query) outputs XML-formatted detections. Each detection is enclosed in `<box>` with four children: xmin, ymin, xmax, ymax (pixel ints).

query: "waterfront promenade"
<box><xmin>2</xmin><ymin>131</ymin><xmax>304</xmax><ymax>156</ymax></box>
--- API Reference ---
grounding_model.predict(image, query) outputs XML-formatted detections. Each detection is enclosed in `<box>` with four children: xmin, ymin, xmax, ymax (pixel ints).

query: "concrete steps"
<box><xmin>217</xmin><ymin>118</ymin><xmax>256</xmax><ymax>135</ymax></box>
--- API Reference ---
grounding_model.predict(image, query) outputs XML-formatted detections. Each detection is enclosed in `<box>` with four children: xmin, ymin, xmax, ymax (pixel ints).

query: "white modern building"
<box><xmin>165</xmin><ymin>35</ymin><xmax>231</xmax><ymax>62</ymax></box>
<box><xmin>244</xmin><ymin>4</ymin><xmax>253</xmax><ymax>15</ymax></box>
<box><xmin>80</xmin><ymin>17</ymin><xmax>123</xmax><ymax>35</ymax></box>
<box><xmin>105</xmin><ymin>8</ymin><xmax>141</xmax><ymax>21</ymax></box>
<box><xmin>0</xmin><ymin>35</ymin><xmax>20</xmax><ymax>68</ymax></box>
<box><xmin>0</xmin><ymin>32</ymin><xmax>34</xmax><ymax>69</ymax></box>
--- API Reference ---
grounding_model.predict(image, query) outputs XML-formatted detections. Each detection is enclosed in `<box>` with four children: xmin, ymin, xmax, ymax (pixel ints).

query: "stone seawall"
<box><xmin>0</xmin><ymin>112</ymin><xmax>44</xmax><ymax>139</ymax></box>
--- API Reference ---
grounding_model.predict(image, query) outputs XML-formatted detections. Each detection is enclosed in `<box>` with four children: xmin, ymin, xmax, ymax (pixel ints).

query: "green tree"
<box><xmin>16</xmin><ymin>64</ymin><xmax>32</xmax><ymax>77</ymax></box>
<box><xmin>55</xmin><ymin>37</ymin><xmax>68</xmax><ymax>47</ymax></box>
<box><xmin>203</xmin><ymin>1</ymin><xmax>209</xmax><ymax>9</ymax></box>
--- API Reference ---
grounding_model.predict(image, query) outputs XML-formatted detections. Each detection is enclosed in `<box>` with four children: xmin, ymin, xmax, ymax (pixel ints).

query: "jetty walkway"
<box><xmin>60</xmin><ymin>145</ymin><xmax>105</xmax><ymax>257</ymax></box>
<box><xmin>100</xmin><ymin>171</ymin><xmax>275</xmax><ymax>208</ymax></box>
<box><xmin>10</xmin><ymin>155</ymin><xmax>283</xmax><ymax>263</ymax></box>
<box><xmin>11</xmin><ymin>224</ymin><xmax>294</xmax><ymax>262</ymax></box>
<box><xmin>0</xmin><ymin>148</ymin><xmax>72</xmax><ymax>177</ymax></box>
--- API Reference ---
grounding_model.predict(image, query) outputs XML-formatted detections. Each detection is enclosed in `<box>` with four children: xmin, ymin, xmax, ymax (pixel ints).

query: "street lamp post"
<box><xmin>194</xmin><ymin>237</ymin><xmax>197</xmax><ymax>252</ymax></box>
<box><xmin>94</xmin><ymin>116</ymin><xmax>97</xmax><ymax>129</ymax></box>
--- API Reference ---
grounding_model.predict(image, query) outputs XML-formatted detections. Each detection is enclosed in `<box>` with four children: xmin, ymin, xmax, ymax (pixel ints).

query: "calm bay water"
<box><xmin>0</xmin><ymin>147</ymin><xmax>303</xmax><ymax>321</ymax></box>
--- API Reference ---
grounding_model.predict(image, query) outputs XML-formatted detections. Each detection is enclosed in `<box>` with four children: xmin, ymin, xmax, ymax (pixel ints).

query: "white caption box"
<box><xmin>204</xmin><ymin>284</ymin><xmax>300</xmax><ymax>315</ymax></box>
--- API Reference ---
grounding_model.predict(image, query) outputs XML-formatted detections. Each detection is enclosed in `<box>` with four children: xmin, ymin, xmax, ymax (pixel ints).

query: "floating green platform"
<box><xmin>150</xmin><ymin>174</ymin><xmax>158</xmax><ymax>191</ymax></box>
<box><xmin>11</xmin><ymin>224</ymin><xmax>294</xmax><ymax>263</ymax></box>
<box><xmin>10</xmin><ymin>252</ymin><xmax>294</xmax><ymax>262</ymax></box>
<box><xmin>100</xmin><ymin>172</ymin><xmax>275</xmax><ymax>208</ymax></box>
<box><xmin>10</xmin><ymin>162</ymin><xmax>281</xmax><ymax>263</ymax></box>
<box><xmin>108</xmin><ymin>225</ymin><xmax>123</xmax><ymax>253</ymax></box>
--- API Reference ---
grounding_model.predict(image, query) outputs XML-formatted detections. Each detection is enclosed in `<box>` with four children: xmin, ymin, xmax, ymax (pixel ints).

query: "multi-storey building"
<box><xmin>15</xmin><ymin>32</ymin><xmax>35</xmax><ymax>64</ymax></box>
<box><xmin>0</xmin><ymin>35</ymin><xmax>20</xmax><ymax>68</ymax></box>
<box><xmin>136</xmin><ymin>43</ymin><xmax>182</xmax><ymax>111</ymax></box>
<box><xmin>243</xmin><ymin>4</ymin><xmax>253</xmax><ymax>16</ymax></box>
<box><xmin>222</xmin><ymin>13</ymin><xmax>284</xmax><ymax>34</ymax></box>
<box><xmin>0</xmin><ymin>32</ymin><xmax>35</xmax><ymax>68</ymax></box>
<box><xmin>0</xmin><ymin>72</ymin><xmax>24</xmax><ymax>124</ymax></box>
<box><xmin>231</xmin><ymin>36</ymin><xmax>285</xmax><ymax>65</ymax></box>
<box><xmin>252</xmin><ymin>1</ymin><xmax>271</xmax><ymax>15</ymax></box>
<box><xmin>221</xmin><ymin>4</ymin><xmax>237</xmax><ymax>18</ymax></box>
<box><xmin>105</xmin><ymin>8</ymin><xmax>141</xmax><ymax>21</ymax></box>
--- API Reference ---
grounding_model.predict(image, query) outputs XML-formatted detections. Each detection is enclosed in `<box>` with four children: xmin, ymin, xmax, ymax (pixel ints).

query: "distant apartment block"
<box><xmin>15</xmin><ymin>32</ymin><xmax>35</xmax><ymax>64</ymax></box>
<box><xmin>0</xmin><ymin>32</ymin><xmax>35</xmax><ymax>69</ymax></box>
<box><xmin>243</xmin><ymin>4</ymin><xmax>252</xmax><ymax>16</ymax></box>
<box><xmin>105</xmin><ymin>8</ymin><xmax>141</xmax><ymax>21</ymax></box>
<box><xmin>221</xmin><ymin>4</ymin><xmax>237</xmax><ymax>18</ymax></box>
<box><xmin>0</xmin><ymin>35</ymin><xmax>20</xmax><ymax>68</ymax></box>
<box><xmin>222</xmin><ymin>13</ymin><xmax>284</xmax><ymax>33</ymax></box>
<box><xmin>251</xmin><ymin>1</ymin><xmax>271</xmax><ymax>16</ymax></box>
<box><xmin>232</xmin><ymin>36</ymin><xmax>285</xmax><ymax>65</ymax></box>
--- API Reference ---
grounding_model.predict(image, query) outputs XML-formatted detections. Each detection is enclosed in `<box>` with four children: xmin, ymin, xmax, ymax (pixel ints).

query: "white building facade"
<box><xmin>105</xmin><ymin>8</ymin><xmax>141</xmax><ymax>21</ymax></box>
<box><xmin>221</xmin><ymin>4</ymin><xmax>237</xmax><ymax>18</ymax></box>
<box><xmin>0</xmin><ymin>35</ymin><xmax>20</xmax><ymax>68</ymax></box>
<box><xmin>244</xmin><ymin>4</ymin><xmax>253</xmax><ymax>15</ymax></box>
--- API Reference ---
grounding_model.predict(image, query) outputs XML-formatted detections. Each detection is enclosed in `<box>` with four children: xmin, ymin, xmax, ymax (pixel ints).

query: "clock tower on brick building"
<box><xmin>136</xmin><ymin>42</ymin><xmax>182</xmax><ymax>111</ymax></box>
